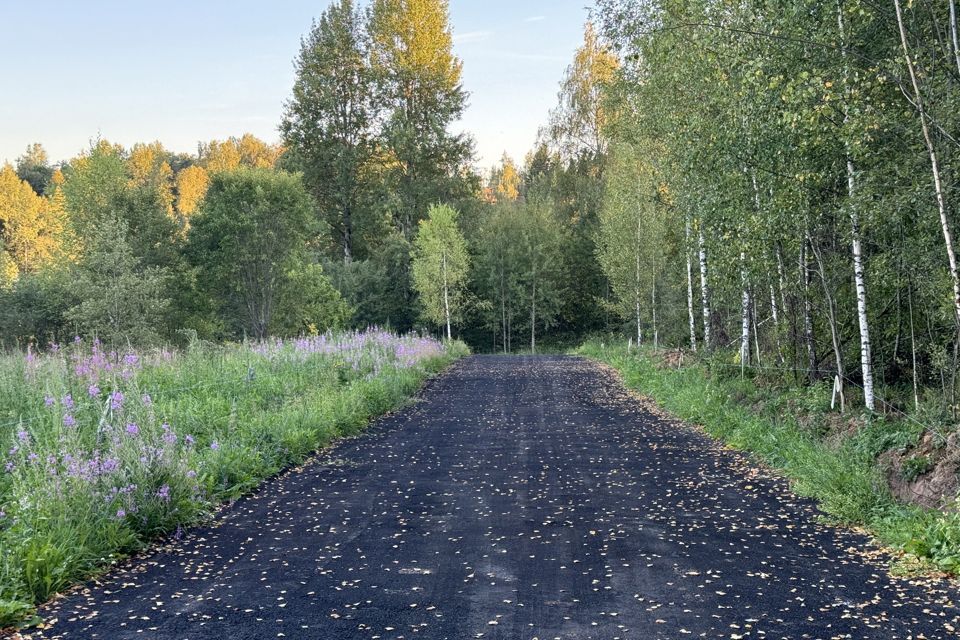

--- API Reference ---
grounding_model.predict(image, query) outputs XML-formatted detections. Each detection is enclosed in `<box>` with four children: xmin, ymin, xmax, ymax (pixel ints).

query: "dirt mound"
<box><xmin>881</xmin><ymin>432</ymin><xmax>960</xmax><ymax>510</ymax></box>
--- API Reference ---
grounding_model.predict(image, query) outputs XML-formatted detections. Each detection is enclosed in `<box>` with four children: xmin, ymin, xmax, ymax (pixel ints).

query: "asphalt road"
<box><xmin>27</xmin><ymin>355</ymin><xmax>960</xmax><ymax>639</ymax></box>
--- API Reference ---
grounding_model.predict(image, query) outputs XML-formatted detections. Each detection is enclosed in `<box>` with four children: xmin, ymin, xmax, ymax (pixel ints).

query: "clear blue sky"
<box><xmin>0</xmin><ymin>1</ymin><xmax>593</xmax><ymax>171</ymax></box>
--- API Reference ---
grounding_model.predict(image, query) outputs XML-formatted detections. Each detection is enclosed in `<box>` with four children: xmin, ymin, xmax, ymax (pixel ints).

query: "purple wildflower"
<box><xmin>16</xmin><ymin>429</ymin><xmax>29</xmax><ymax>442</ymax></box>
<box><xmin>63</xmin><ymin>414</ymin><xmax>77</xmax><ymax>428</ymax></box>
<box><xmin>4</xmin><ymin>462</ymin><xmax>14</xmax><ymax>473</ymax></box>
<box><xmin>110</xmin><ymin>391</ymin><xmax>124</xmax><ymax>411</ymax></box>
<box><xmin>62</xmin><ymin>394</ymin><xmax>74</xmax><ymax>410</ymax></box>
<box><xmin>88</xmin><ymin>384</ymin><xmax>100</xmax><ymax>397</ymax></box>
<box><xmin>185</xmin><ymin>434</ymin><xmax>195</xmax><ymax>446</ymax></box>
<box><xmin>28</xmin><ymin>452</ymin><xmax>39</xmax><ymax>463</ymax></box>
<box><xmin>44</xmin><ymin>395</ymin><xmax>55</xmax><ymax>407</ymax></box>
<box><xmin>156</xmin><ymin>485</ymin><xmax>170</xmax><ymax>501</ymax></box>
<box><xmin>125</xmin><ymin>423</ymin><xmax>140</xmax><ymax>436</ymax></box>
<box><xmin>210</xmin><ymin>441</ymin><xmax>220</xmax><ymax>451</ymax></box>
<box><xmin>116</xmin><ymin>509</ymin><xmax>126</xmax><ymax>519</ymax></box>
<box><xmin>141</xmin><ymin>393</ymin><xmax>152</xmax><ymax>407</ymax></box>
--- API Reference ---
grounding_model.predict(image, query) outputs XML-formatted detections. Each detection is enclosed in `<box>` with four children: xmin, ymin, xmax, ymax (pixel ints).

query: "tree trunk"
<box><xmin>951</xmin><ymin>0</ymin><xmax>960</xmax><ymax>76</ymax></box>
<box><xmin>651</xmin><ymin>264</ymin><xmax>658</xmax><ymax>350</ymax></box>
<box><xmin>801</xmin><ymin>233</ymin><xmax>817</xmax><ymax>381</ymax></box>
<box><xmin>343</xmin><ymin>204</ymin><xmax>353</xmax><ymax>263</ymax></box>
<box><xmin>850</xmin><ymin>200</ymin><xmax>875</xmax><ymax>410</ymax></box>
<box><xmin>769</xmin><ymin>281</ymin><xmax>783</xmax><ymax>364</ymax></box>
<box><xmin>698</xmin><ymin>226</ymin><xmax>712</xmax><ymax>349</ymax></box>
<box><xmin>909</xmin><ymin>279</ymin><xmax>920</xmax><ymax>410</ymax></box>
<box><xmin>500</xmin><ymin>270</ymin><xmax>507</xmax><ymax>354</ymax></box>
<box><xmin>635</xmin><ymin>217</ymin><xmax>643</xmax><ymax>346</ymax></box>
<box><xmin>740</xmin><ymin>251</ymin><xmax>751</xmax><ymax>371</ymax></box>
<box><xmin>530</xmin><ymin>272</ymin><xmax>537</xmax><ymax>355</ymax></box>
<box><xmin>685</xmin><ymin>215</ymin><xmax>698</xmax><ymax>351</ymax></box>
<box><xmin>442</xmin><ymin>252</ymin><xmax>451</xmax><ymax>341</ymax></box>
<box><xmin>813</xmin><ymin>240</ymin><xmax>845</xmax><ymax>412</ymax></box>
<box><xmin>838</xmin><ymin>0</ymin><xmax>875</xmax><ymax>410</ymax></box>
<box><xmin>895</xmin><ymin>0</ymin><xmax>960</xmax><ymax>328</ymax></box>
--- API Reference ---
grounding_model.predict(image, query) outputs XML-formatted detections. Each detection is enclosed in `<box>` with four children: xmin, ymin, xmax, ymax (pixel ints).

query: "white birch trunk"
<box><xmin>850</xmin><ymin>194</ymin><xmax>875</xmax><ymax>410</ymax></box>
<box><xmin>838</xmin><ymin>0</ymin><xmax>876</xmax><ymax>411</ymax></box>
<box><xmin>685</xmin><ymin>215</ymin><xmax>698</xmax><ymax>351</ymax></box>
<box><xmin>698</xmin><ymin>226</ymin><xmax>712</xmax><ymax>350</ymax></box>
<box><xmin>895</xmin><ymin>0</ymin><xmax>960</xmax><ymax>328</ymax></box>
<box><xmin>530</xmin><ymin>267</ymin><xmax>537</xmax><ymax>355</ymax></box>
<box><xmin>801</xmin><ymin>234</ymin><xmax>817</xmax><ymax>379</ymax></box>
<box><xmin>740</xmin><ymin>251</ymin><xmax>751</xmax><ymax>370</ymax></box>
<box><xmin>635</xmin><ymin>216</ymin><xmax>643</xmax><ymax>346</ymax></box>
<box><xmin>951</xmin><ymin>0</ymin><xmax>960</xmax><ymax>76</ymax></box>
<box><xmin>651</xmin><ymin>265</ymin><xmax>658</xmax><ymax>350</ymax></box>
<box><xmin>442</xmin><ymin>252</ymin><xmax>451</xmax><ymax>341</ymax></box>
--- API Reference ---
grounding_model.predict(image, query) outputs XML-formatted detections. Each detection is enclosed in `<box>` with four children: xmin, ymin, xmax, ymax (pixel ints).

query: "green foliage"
<box><xmin>272</xmin><ymin>263</ymin><xmax>353</xmax><ymax>336</ymax></box>
<box><xmin>187</xmin><ymin>168</ymin><xmax>316</xmax><ymax>339</ymax></box>
<box><xmin>369</xmin><ymin>0</ymin><xmax>476</xmax><ymax>239</ymax></box>
<box><xmin>14</xmin><ymin>144</ymin><xmax>53</xmax><ymax>196</ymax></box>
<box><xmin>412</xmin><ymin>204</ymin><xmax>469</xmax><ymax>336</ymax></box>
<box><xmin>901</xmin><ymin>455</ymin><xmax>935</xmax><ymax>482</ymax></box>
<box><xmin>281</xmin><ymin>0</ymin><xmax>380</xmax><ymax>261</ymax></box>
<box><xmin>64</xmin><ymin>219</ymin><xmax>170</xmax><ymax>346</ymax></box>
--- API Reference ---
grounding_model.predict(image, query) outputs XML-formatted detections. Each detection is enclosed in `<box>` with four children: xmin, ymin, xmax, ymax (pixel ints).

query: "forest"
<box><xmin>3</xmin><ymin>0</ymin><xmax>960</xmax><ymax>418</ymax></box>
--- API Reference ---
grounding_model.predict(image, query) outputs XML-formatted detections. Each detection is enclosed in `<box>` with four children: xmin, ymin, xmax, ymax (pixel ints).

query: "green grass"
<box><xmin>0</xmin><ymin>331</ymin><xmax>468</xmax><ymax>628</ymax></box>
<box><xmin>578</xmin><ymin>340</ymin><xmax>960</xmax><ymax>576</ymax></box>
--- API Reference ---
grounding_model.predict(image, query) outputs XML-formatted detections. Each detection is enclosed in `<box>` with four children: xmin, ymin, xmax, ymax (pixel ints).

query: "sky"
<box><xmin>0</xmin><ymin>0</ymin><xmax>593</xmax><ymax>172</ymax></box>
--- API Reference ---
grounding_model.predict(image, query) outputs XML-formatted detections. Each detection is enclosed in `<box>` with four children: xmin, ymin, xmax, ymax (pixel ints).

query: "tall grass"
<box><xmin>0</xmin><ymin>330</ymin><xmax>467</xmax><ymax>627</ymax></box>
<box><xmin>579</xmin><ymin>341</ymin><xmax>960</xmax><ymax>576</ymax></box>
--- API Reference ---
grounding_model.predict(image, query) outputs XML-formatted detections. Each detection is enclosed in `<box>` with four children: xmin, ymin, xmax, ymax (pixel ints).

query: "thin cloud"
<box><xmin>453</xmin><ymin>30</ymin><xmax>492</xmax><ymax>44</ymax></box>
<box><xmin>524</xmin><ymin>16</ymin><xmax>546</xmax><ymax>23</ymax></box>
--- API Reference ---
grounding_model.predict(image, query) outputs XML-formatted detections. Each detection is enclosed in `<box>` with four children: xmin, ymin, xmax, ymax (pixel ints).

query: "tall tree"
<box><xmin>597</xmin><ymin>143</ymin><xmax>666</xmax><ymax>346</ymax></box>
<box><xmin>282</xmin><ymin>0</ymin><xmax>379</xmax><ymax>262</ymax></box>
<box><xmin>369</xmin><ymin>0</ymin><xmax>475</xmax><ymax>239</ymax></box>
<box><xmin>187</xmin><ymin>168</ymin><xmax>315</xmax><ymax>339</ymax></box>
<box><xmin>15</xmin><ymin>144</ymin><xmax>54</xmax><ymax>196</ymax></box>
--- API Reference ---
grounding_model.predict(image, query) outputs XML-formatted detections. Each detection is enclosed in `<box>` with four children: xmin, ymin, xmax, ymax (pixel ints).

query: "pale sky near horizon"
<box><xmin>0</xmin><ymin>1</ymin><xmax>594</xmax><ymax>172</ymax></box>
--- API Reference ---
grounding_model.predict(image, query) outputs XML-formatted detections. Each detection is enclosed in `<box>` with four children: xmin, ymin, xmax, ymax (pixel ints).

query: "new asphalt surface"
<box><xmin>26</xmin><ymin>355</ymin><xmax>960</xmax><ymax>639</ymax></box>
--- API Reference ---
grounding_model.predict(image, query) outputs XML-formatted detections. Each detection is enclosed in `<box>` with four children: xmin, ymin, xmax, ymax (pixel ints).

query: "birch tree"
<box><xmin>411</xmin><ymin>204</ymin><xmax>469</xmax><ymax>340</ymax></box>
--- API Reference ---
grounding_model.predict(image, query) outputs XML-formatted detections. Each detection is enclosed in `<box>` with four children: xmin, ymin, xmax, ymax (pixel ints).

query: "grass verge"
<box><xmin>578</xmin><ymin>340</ymin><xmax>960</xmax><ymax>577</ymax></box>
<box><xmin>0</xmin><ymin>330</ymin><xmax>468</xmax><ymax>628</ymax></box>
